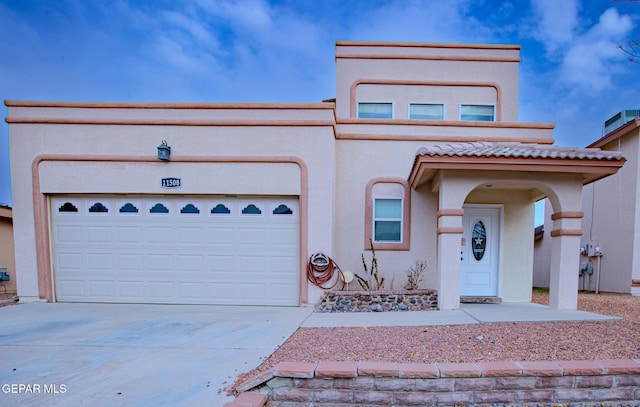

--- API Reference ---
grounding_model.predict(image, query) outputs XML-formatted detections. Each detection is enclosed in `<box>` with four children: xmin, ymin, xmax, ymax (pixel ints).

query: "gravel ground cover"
<box><xmin>0</xmin><ymin>292</ymin><xmax>18</xmax><ymax>308</ymax></box>
<box><xmin>228</xmin><ymin>291</ymin><xmax>640</xmax><ymax>395</ymax></box>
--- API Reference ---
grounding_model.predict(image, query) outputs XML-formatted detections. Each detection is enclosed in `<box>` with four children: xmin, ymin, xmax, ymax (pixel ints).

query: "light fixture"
<box><xmin>157</xmin><ymin>140</ymin><xmax>171</xmax><ymax>161</ymax></box>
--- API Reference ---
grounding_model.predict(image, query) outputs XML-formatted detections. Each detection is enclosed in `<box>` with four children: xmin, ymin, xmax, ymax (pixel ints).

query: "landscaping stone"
<box><xmin>315</xmin><ymin>289</ymin><xmax>438</xmax><ymax>312</ymax></box>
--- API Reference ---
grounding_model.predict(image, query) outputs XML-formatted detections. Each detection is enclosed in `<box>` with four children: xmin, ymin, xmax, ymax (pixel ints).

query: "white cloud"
<box><xmin>345</xmin><ymin>0</ymin><xmax>472</xmax><ymax>43</ymax></box>
<box><xmin>559</xmin><ymin>7</ymin><xmax>633</xmax><ymax>92</ymax></box>
<box><xmin>530</xmin><ymin>0</ymin><xmax>579</xmax><ymax>56</ymax></box>
<box><xmin>194</xmin><ymin>0</ymin><xmax>273</xmax><ymax>31</ymax></box>
<box><xmin>160</xmin><ymin>10</ymin><xmax>222</xmax><ymax>51</ymax></box>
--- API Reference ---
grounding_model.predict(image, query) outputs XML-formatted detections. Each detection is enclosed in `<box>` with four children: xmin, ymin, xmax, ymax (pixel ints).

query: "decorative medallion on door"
<box><xmin>472</xmin><ymin>220</ymin><xmax>487</xmax><ymax>261</ymax></box>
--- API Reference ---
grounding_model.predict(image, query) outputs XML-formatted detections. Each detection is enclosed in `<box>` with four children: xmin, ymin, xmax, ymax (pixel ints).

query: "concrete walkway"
<box><xmin>301</xmin><ymin>302</ymin><xmax>619</xmax><ymax>327</ymax></box>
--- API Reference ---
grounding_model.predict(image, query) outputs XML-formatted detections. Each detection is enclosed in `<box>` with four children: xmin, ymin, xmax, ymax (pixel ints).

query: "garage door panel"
<box><xmin>146</xmin><ymin>226</ymin><xmax>174</xmax><ymax>244</ymax></box>
<box><xmin>88</xmin><ymin>280</ymin><xmax>115</xmax><ymax>298</ymax></box>
<box><xmin>238</xmin><ymin>255</ymin><xmax>266</xmax><ymax>273</ymax></box>
<box><xmin>207</xmin><ymin>255</ymin><xmax>234</xmax><ymax>272</ymax></box>
<box><xmin>176</xmin><ymin>226</ymin><xmax>205</xmax><ymax>245</ymax></box>
<box><xmin>117</xmin><ymin>226</ymin><xmax>143</xmax><ymax>243</ymax></box>
<box><xmin>148</xmin><ymin>254</ymin><xmax>173</xmax><ymax>271</ymax></box>
<box><xmin>238</xmin><ymin>227</ymin><xmax>266</xmax><ymax>245</ymax></box>
<box><xmin>270</xmin><ymin>256</ymin><xmax>298</xmax><ymax>276</ymax></box>
<box><xmin>270</xmin><ymin>282</ymin><xmax>298</xmax><ymax>301</ymax></box>
<box><xmin>117</xmin><ymin>254</ymin><xmax>145</xmax><ymax>272</ymax></box>
<box><xmin>86</xmin><ymin>226</ymin><xmax>112</xmax><ymax>243</ymax></box>
<box><xmin>149</xmin><ymin>282</ymin><xmax>175</xmax><ymax>299</ymax></box>
<box><xmin>207</xmin><ymin>229</ymin><xmax>235</xmax><ymax>248</ymax></box>
<box><xmin>119</xmin><ymin>281</ymin><xmax>145</xmax><ymax>299</ymax></box>
<box><xmin>53</xmin><ymin>196</ymin><xmax>299</xmax><ymax>305</ymax></box>
<box><xmin>57</xmin><ymin>252</ymin><xmax>84</xmax><ymax>270</ymax></box>
<box><xmin>57</xmin><ymin>280</ymin><xmax>85</xmax><ymax>298</ymax></box>
<box><xmin>55</xmin><ymin>225</ymin><xmax>83</xmax><ymax>243</ymax></box>
<box><xmin>87</xmin><ymin>253</ymin><xmax>113</xmax><ymax>271</ymax></box>
<box><xmin>178</xmin><ymin>282</ymin><xmax>206</xmax><ymax>299</ymax></box>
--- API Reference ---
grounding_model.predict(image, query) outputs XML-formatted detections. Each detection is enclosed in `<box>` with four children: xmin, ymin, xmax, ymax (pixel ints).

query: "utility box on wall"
<box><xmin>581</xmin><ymin>242</ymin><xmax>602</xmax><ymax>257</ymax></box>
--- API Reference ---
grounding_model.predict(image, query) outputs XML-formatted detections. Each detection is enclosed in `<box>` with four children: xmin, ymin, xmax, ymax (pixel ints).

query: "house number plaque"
<box><xmin>161</xmin><ymin>178</ymin><xmax>181</xmax><ymax>188</ymax></box>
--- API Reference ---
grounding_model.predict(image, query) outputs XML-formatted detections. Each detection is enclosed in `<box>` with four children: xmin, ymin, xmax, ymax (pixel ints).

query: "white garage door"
<box><xmin>51</xmin><ymin>196</ymin><xmax>299</xmax><ymax>305</ymax></box>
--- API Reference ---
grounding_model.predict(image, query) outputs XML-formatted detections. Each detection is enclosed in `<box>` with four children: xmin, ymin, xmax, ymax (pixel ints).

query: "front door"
<box><xmin>460</xmin><ymin>205</ymin><xmax>501</xmax><ymax>297</ymax></box>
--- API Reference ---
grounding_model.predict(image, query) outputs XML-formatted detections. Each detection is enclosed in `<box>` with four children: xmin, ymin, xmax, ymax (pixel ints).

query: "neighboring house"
<box><xmin>0</xmin><ymin>204</ymin><xmax>16</xmax><ymax>294</ymax></box>
<box><xmin>5</xmin><ymin>41</ymin><xmax>625</xmax><ymax>311</ymax></box>
<box><xmin>535</xmin><ymin>111</ymin><xmax>640</xmax><ymax>296</ymax></box>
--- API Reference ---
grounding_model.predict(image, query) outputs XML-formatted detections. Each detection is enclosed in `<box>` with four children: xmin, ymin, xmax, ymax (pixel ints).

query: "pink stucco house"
<box><xmin>5</xmin><ymin>41</ymin><xmax>625</xmax><ymax>310</ymax></box>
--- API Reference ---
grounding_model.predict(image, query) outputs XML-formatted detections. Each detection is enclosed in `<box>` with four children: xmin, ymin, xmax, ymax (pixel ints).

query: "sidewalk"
<box><xmin>301</xmin><ymin>301</ymin><xmax>619</xmax><ymax>328</ymax></box>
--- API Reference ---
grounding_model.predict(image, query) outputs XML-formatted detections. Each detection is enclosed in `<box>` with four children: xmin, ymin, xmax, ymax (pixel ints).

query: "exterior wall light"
<box><xmin>157</xmin><ymin>140</ymin><xmax>171</xmax><ymax>161</ymax></box>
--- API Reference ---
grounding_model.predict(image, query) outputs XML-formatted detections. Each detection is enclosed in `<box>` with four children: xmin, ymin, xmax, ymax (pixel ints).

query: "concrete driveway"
<box><xmin>0</xmin><ymin>302</ymin><xmax>313</xmax><ymax>406</ymax></box>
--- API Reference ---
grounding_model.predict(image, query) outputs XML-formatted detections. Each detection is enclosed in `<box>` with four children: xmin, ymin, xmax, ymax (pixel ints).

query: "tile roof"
<box><xmin>416</xmin><ymin>142</ymin><xmax>623</xmax><ymax>161</ymax></box>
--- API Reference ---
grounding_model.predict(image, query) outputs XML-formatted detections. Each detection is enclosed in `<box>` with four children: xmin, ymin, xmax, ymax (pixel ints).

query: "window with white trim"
<box><xmin>357</xmin><ymin>102</ymin><xmax>392</xmax><ymax>119</ymax></box>
<box><xmin>409</xmin><ymin>104</ymin><xmax>444</xmax><ymax>120</ymax></box>
<box><xmin>460</xmin><ymin>104</ymin><xmax>495</xmax><ymax>121</ymax></box>
<box><xmin>373</xmin><ymin>198</ymin><xmax>402</xmax><ymax>242</ymax></box>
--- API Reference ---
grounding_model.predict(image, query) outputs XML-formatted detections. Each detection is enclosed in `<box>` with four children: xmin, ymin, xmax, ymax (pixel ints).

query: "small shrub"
<box><xmin>354</xmin><ymin>239</ymin><xmax>385</xmax><ymax>290</ymax></box>
<box><xmin>404</xmin><ymin>260</ymin><xmax>427</xmax><ymax>290</ymax></box>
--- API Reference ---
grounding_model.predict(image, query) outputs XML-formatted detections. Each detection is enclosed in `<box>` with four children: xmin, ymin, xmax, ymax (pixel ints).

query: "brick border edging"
<box><xmin>227</xmin><ymin>359</ymin><xmax>640</xmax><ymax>406</ymax></box>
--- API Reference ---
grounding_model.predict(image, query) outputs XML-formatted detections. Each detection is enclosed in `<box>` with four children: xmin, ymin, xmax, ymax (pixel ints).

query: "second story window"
<box><xmin>409</xmin><ymin>104</ymin><xmax>444</xmax><ymax>120</ymax></box>
<box><xmin>460</xmin><ymin>105</ymin><xmax>495</xmax><ymax>121</ymax></box>
<box><xmin>358</xmin><ymin>102</ymin><xmax>392</xmax><ymax>119</ymax></box>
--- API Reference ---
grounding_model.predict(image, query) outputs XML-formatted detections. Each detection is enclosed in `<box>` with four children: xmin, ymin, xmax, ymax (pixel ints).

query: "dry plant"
<box><xmin>354</xmin><ymin>239</ymin><xmax>385</xmax><ymax>290</ymax></box>
<box><xmin>404</xmin><ymin>260</ymin><xmax>427</xmax><ymax>290</ymax></box>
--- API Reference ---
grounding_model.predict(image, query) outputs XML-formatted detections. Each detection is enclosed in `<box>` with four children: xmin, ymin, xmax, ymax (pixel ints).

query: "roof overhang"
<box><xmin>0</xmin><ymin>206</ymin><xmax>12</xmax><ymax>221</ymax></box>
<box><xmin>408</xmin><ymin>143</ymin><xmax>626</xmax><ymax>189</ymax></box>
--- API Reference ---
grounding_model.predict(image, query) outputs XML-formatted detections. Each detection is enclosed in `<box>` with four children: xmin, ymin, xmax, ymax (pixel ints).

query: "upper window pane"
<box><xmin>460</xmin><ymin>105</ymin><xmax>495</xmax><ymax>121</ymax></box>
<box><xmin>409</xmin><ymin>104</ymin><xmax>444</xmax><ymax>120</ymax></box>
<box><xmin>374</xmin><ymin>199</ymin><xmax>401</xmax><ymax>219</ymax></box>
<box><xmin>358</xmin><ymin>103</ymin><xmax>392</xmax><ymax>119</ymax></box>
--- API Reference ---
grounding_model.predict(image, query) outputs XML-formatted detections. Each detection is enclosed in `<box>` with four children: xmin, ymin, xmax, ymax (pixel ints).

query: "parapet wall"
<box><xmin>231</xmin><ymin>359</ymin><xmax>640</xmax><ymax>406</ymax></box>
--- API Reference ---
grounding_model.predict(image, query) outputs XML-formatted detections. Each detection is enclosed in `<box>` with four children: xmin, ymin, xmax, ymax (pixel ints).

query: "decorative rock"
<box><xmin>369</xmin><ymin>304</ymin><xmax>383</xmax><ymax>312</ymax></box>
<box><xmin>316</xmin><ymin>290</ymin><xmax>438</xmax><ymax>313</ymax></box>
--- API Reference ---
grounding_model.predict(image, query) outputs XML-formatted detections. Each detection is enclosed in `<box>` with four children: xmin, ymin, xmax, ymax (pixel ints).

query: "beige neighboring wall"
<box><xmin>0</xmin><ymin>206</ymin><xmax>16</xmax><ymax>293</ymax></box>
<box><xmin>534</xmin><ymin>119</ymin><xmax>640</xmax><ymax>295</ymax></box>
<box><xmin>583</xmin><ymin>119</ymin><xmax>640</xmax><ymax>294</ymax></box>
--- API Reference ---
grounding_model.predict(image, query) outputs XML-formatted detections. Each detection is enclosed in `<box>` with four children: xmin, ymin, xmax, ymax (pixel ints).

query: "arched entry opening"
<box><xmin>409</xmin><ymin>141</ymin><xmax>624</xmax><ymax>311</ymax></box>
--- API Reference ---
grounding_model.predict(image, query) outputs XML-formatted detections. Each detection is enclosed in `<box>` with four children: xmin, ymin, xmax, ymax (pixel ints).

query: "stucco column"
<box><xmin>437</xmin><ymin>209</ymin><xmax>464</xmax><ymax>310</ymax></box>
<box><xmin>548</xmin><ymin>212</ymin><xmax>583</xmax><ymax>309</ymax></box>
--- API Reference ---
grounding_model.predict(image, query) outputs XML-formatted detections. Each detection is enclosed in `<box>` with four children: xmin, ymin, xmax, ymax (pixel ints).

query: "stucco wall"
<box><xmin>8</xmin><ymin>103</ymin><xmax>337</xmax><ymax>304</ymax></box>
<box><xmin>581</xmin><ymin>128</ymin><xmax>639</xmax><ymax>293</ymax></box>
<box><xmin>335</xmin><ymin>42</ymin><xmax>520</xmax><ymax>121</ymax></box>
<box><xmin>333</xmin><ymin>139</ymin><xmax>438</xmax><ymax>292</ymax></box>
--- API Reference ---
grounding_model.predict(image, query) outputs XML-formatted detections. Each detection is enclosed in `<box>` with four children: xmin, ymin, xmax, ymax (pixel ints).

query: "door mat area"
<box><xmin>460</xmin><ymin>296</ymin><xmax>502</xmax><ymax>304</ymax></box>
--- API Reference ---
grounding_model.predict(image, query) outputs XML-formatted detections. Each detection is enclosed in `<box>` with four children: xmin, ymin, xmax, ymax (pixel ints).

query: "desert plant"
<box><xmin>354</xmin><ymin>239</ymin><xmax>385</xmax><ymax>290</ymax></box>
<box><xmin>404</xmin><ymin>260</ymin><xmax>427</xmax><ymax>290</ymax></box>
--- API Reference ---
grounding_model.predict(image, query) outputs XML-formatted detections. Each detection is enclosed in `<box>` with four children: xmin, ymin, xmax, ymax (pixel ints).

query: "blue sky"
<box><xmin>1</xmin><ymin>0</ymin><xmax>639</xmax><ymax>209</ymax></box>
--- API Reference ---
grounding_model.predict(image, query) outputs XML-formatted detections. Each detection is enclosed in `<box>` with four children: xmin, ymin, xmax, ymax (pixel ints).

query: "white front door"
<box><xmin>460</xmin><ymin>205</ymin><xmax>501</xmax><ymax>297</ymax></box>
